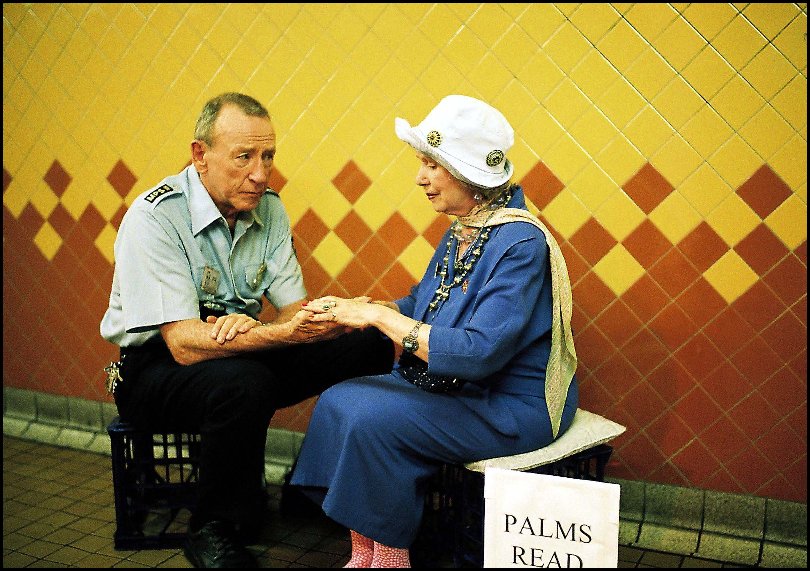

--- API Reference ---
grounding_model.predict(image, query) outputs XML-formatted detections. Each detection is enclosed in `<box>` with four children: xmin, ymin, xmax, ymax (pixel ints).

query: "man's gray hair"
<box><xmin>194</xmin><ymin>93</ymin><xmax>270</xmax><ymax>145</ymax></box>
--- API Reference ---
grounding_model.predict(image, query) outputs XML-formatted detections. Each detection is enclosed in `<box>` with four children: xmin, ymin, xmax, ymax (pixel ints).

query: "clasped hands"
<box><xmin>205</xmin><ymin>296</ymin><xmax>378</xmax><ymax>345</ymax></box>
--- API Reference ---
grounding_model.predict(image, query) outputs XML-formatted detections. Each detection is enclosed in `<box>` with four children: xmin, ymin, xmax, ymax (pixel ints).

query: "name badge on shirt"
<box><xmin>201</xmin><ymin>266</ymin><xmax>220</xmax><ymax>295</ymax></box>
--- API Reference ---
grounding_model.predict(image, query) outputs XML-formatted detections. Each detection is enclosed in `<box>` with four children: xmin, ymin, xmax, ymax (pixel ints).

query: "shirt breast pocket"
<box><xmin>244</xmin><ymin>262</ymin><xmax>274</xmax><ymax>291</ymax></box>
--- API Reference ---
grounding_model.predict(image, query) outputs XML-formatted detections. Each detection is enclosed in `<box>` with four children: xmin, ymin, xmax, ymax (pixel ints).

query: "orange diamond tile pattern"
<box><xmin>3</xmin><ymin>3</ymin><xmax>806</xmax><ymax>505</ymax></box>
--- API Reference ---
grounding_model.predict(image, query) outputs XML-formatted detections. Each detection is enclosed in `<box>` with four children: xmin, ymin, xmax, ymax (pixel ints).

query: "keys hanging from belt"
<box><xmin>104</xmin><ymin>361</ymin><xmax>123</xmax><ymax>395</ymax></box>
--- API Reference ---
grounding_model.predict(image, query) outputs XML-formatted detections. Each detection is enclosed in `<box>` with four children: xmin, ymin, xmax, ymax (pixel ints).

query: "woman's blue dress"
<box><xmin>289</xmin><ymin>187</ymin><xmax>578</xmax><ymax>548</ymax></box>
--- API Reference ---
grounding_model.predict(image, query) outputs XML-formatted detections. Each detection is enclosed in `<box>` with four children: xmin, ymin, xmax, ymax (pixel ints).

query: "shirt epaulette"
<box><xmin>143</xmin><ymin>184</ymin><xmax>180</xmax><ymax>205</ymax></box>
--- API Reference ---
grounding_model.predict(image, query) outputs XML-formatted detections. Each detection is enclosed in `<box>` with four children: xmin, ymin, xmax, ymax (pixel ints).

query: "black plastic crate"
<box><xmin>414</xmin><ymin>444</ymin><xmax>613</xmax><ymax>568</ymax></box>
<box><xmin>107</xmin><ymin>416</ymin><xmax>201</xmax><ymax>549</ymax></box>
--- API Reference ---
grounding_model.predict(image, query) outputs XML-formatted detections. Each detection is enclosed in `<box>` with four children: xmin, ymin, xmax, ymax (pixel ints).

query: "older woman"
<box><xmin>290</xmin><ymin>95</ymin><xmax>579</xmax><ymax>568</ymax></box>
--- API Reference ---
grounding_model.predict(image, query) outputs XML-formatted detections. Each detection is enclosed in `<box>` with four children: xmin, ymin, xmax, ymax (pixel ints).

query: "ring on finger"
<box><xmin>330</xmin><ymin>311</ymin><xmax>337</xmax><ymax>320</ymax></box>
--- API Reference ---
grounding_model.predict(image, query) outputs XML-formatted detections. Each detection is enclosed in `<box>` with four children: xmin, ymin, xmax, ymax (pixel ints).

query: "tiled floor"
<box><xmin>3</xmin><ymin>435</ymin><xmax>762</xmax><ymax>568</ymax></box>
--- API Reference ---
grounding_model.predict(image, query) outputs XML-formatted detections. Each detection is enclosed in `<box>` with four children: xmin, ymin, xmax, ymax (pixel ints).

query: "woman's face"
<box><xmin>414</xmin><ymin>152</ymin><xmax>478</xmax><ymax>217</ymax></box>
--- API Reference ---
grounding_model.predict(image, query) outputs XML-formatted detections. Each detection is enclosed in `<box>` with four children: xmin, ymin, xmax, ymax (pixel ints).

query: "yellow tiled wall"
<box><xmin>3</xmin><ymin>3</ymin><xmax>807</xmax><ymax>503</ymax></box>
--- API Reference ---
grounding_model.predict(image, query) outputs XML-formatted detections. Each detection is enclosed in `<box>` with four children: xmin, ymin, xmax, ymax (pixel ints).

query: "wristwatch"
<box><xmin>402</xmin><ymin>321</ymin><xmax>423</xmax><ymax>353</ymax></box>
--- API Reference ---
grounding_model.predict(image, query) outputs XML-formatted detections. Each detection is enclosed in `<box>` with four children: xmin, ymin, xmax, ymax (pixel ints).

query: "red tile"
<box><xmin>675</xmin><ymin>277</ymin><xmax>727</xmax><ymax>329</ymax></box>
<box><xmin>622</xmin><ymin>326</ymin><xmax>670</xmax><ymax>376</ymax></box>
<box><xmin>47</xmin><ymin>203</ymin><xmax>75</xmax><ymax>238</ymax></box>
<box><xmin>377</xmin><ymin>212</ymin><xmax>417</xmax><ymax>256</ymax></box>
<box><xmin>623</xmin><ymin>162</ymin><xmax>674</xmax><ymax>214</ymax></box>
<box><xmin>644</xmin><ymin>412</ymin><xmax>696</xmax><ymax>458</ymax></box>
<box><xmin>786</xmin><ymin>402</ymin><xmax>807</xmax><ymax>442</ymax></box>
<box><xmin>757</xmin><ymin>365</ymin><xmax>806</xmax><ymax>416</ymax></box>
<box><xmin>761</xmin><ymin>310</ymin><xmax>807</xmax><ymax>363</ymax></box>
<box><xmin>701</xmin><ymin>361</ymin><xmax>754</xmax><ymax>411</ymax></box>
<box><xmin>575</xmin><ymin>372</ymin><xmax>615</xmax><ymax>412</ymax></box>
<box><xmin>732</xmin><ymin>335</ymin><xmax>788</xmax><ymax>387</ymax></box>
<box><xmin>336</xmin><ymin>258</ymin><xmax>376</xmax><ymax>296</ymax></box>
<box><xmin>594</xmin><ymin>299</ymin><xmax>643</xmax><ymax>348</ymax></box>
<box><xmin>736</xmin><ymin>164</ymin><xmax>792</xmax><ymax>219</ymax></box>
<box><xmin>357</xmin><ymin>234</ymin><xmax>395</xmax><ymax>276</ymax></box>
<box><xmin>674</xmin><ymin>385</ymin><xmax>724</xmax><ymax>435</ymax></box>
<box><xmin>763</xmin><ymin>253</ymin><xmax>807</xmax><ymax>306</ymax></box>
<box><xmin>794</xmin><ymin>240</ymin><xmax>807</xmax><ymax>264</ymax></box>
<box><xmin>649</xmin><ymin>301</ymin><xmax>695</xmax><ymax>351</ymax></box>
<box><xmin>291</xmin><ymin>230</ymin><xmax>312</xmax><ymax>263</ymax></box>
<box><xmin>574</xmin><ymin>322</ymin><xmax>616</xmax><ymax>371</ymax></box>
<box><xmin>701</xmin><ymin>466</ymin><xmax>746</xmax><ymax>495</ymax></box>
<box><xmin>756</xmin><ymin>419</ymin><xmax>805</xmax><ymax>467</ymax></box>
<box><xmin>106</xmin><ymin>159</ymin><xmax>137</xmax><ymax>198</ymax></box>
<box><xmin>648</xmin><ymin>461</ymin><xmax>691</xmax><ymax>488</ymax></box>
<box><xmin>334</xmin><ymin>210</ymin><xmax>372</xmax><ymax>252</ymax></box>
<box><xmin>572</xmin><ymin>271</ymin><xmax>615</xmax><ymax>318</ymax></box>
<box><xmin>3</xmin><ymin>166</ymin><xmax>11</xmax><ymax>192</ymax></box>
<box><xmin>379</xmin><ymin>261</ymin><xmax>414</xmax><ymax>300</ymax></box>
<box><xmin>791</xmin><ymin>295</ymin><xmax>806</xmax><ymax>326</ymax></box>
<box><xmin>755</xmin><ymin>473</ymin><xmax>803</xmax><ymax>504</ymax></box>
<box><xmin>568</xmin><ymin>217</ymin><xmax>616</xmax><ymax>266</ymax></box>
<box><xmin>44</xmin><ymin>159</ymin><xmax>72</xmax><ymax>196</ymax></box>
<box><xmin>332</xmin><ymin>160</ymin><xmax>371</xmax><ymax>204</ymax></box>
<box><xmin>301</xmin><ymin>257</ymin><xmax>331</xmax><ymax>297</ymax></box>
<box><xmin>648</xmin><ymin>247</ymin><xmax>700</xmax><ymax>298</ymax></box>
<box><xmin>787</xmin><ymin>347</ymin><xmax>806</xmax><ymax>380</ymax></box>
<box><xmin>16</xmin><ymin>204</ymin><xmax>45</xmax><ymax>242</ymax></box>
<box><xmin>646</xmin><ymin>357</ymin><xmax>695</xmax><ymax>405</ymax></box>
<box><xmin>560</xmin><ymin>241</ymin><xmax>591</xmax><ymax>286</ymax></box>
<box><xmin>616</xmin><ymin>381</ymin><xmax>667</xmax><ymax>430</ymax></box>
<box><xmin>616</xmin><ymin>431</ymin><xmax>670</xmax><ymax>478</ymax></box>
<box><xmin>622</xmin><ymin>218</ymin><xmax>673</xmax><ymax>267</ymax></box>
<box><xmin>731</xmin><ymin>280</ymin><xmax>785</xmax><ymax>330</ymax></box>
<box><xmin>704</xmin><ymin>307</ymin><xmax>757</xmax><ymax>357</ymax></box>
<box><xmin>621</xmin><ymin>273</ymin><xmax>669</xmax><ymax>323</ymax></box>
<box><xmin>571</xmin><ymin>303</ymin><xmax>590</xmax><ymax>335</ymax></box>
<box><xmin>422</xmin><ymin>215</ymin><xmax>449</xmax><ymax>249</ymax></box>
<box><xmin>293</xmin><ymin>209</ymin><xmax>329</xmax><ymax>251</ymax></box>
<box><xmin>268</xmin><ymin>166</ymin><xmax>288</xmax><ymax>193</ymax></box>
<box><xmin>729</xmin><ymin>390</ymin><xmax>780</xmax><ymax>441</ymax></box>
<box><xmin>594</xmin><ymin>352</ymin><xmax>643</xmax><ymax>400</ymax></box>
<box><xmin>699</xmin><ymin>417</ymin><xmax>749</xmax><ymax>463</ymax></box>
<box><xmin>673</xmin><ymin>438</ymin><xmax>721</xmax><ymax>485</ymax></box>
<box><xmin>725</xmin><ymin>446</ymin><xmax>777</xmax><ymax>494</ymax></box>
<box><xmin>673</xmin><ymin>332</ymin><xmax>725</xmax><ymax>381</ymax></box>
<box><xmin>677</xmin><ymin>221</ymin><xmax>729</xmax><ymax>273</ymax></box>
<box><xmin>77</xmin><ymin>204</ymin><xmax>107</xmax><ymax>238</ymax></box>
<box><xmin>520</xmin><ymin>160</ymin><xmax>564</xmax><ymax>210</ymax></box>
<box><xmin>110</xmin><ymin>203</ymin><xmax>127</xmax><ymax>230</ymax></box>
<box><xmin>734</xmin><ymin>224</ymin><xmax>790</xmax><ymax>275</ymax></box>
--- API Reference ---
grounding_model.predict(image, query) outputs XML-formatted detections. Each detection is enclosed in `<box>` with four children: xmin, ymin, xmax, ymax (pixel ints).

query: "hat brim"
<box><xmin>395</xmin><ymin>117</ymin><xmax>513</xmax><ymax>189</ymax></box>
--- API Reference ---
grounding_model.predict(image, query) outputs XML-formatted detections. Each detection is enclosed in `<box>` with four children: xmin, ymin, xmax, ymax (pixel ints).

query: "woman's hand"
<box><xmin>302</xmin><ymin>296</ymin><xmax>383</xmax><ymax>329</ymax></box>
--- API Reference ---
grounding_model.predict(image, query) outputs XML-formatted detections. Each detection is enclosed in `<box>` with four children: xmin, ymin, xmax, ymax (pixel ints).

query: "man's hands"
<box><xmin>206</xmin><ymin>307</ymin><xmax>351</xmax><ymax>345</ymax></box>
<box><xmin>206</xmin><ymin>313</ymin><xmax>261</xmax><ymax>344</ymax></box>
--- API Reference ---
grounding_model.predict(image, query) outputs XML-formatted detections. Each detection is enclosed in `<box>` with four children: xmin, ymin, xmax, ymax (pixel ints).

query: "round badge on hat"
<box><xmin>427</xmin><ymin>130</ymin><xmax>442</xmax><ymax>147</ymax></box>
<box><xmin>486</xmin><ymin>150</ymin><xmax>504</xmax><ymax>167</ymax></box>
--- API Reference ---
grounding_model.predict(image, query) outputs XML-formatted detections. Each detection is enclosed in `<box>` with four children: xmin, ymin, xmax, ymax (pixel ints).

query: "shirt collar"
<box><xmin>187</xmin><ymin>166</ymin><xmax>264</xmax><ymax>235</ymax></box>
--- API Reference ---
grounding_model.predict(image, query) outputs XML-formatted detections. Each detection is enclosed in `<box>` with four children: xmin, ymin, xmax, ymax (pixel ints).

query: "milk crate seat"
<box><xmin>413</xmin><ymin>408</ymin><xmax>626</xmax><ymax>568</ymax></box>
<box><xmin>107</xmin><ymin>416</ymin><xmax>201</xmax><ymax>550</ymax></box>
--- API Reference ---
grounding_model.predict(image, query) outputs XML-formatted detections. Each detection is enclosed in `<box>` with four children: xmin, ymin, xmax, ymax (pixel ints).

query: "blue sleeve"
<box><xmin>427</xmin><ymin>233</ymin><xmax>549</xmax><ymax>381</ymax></box>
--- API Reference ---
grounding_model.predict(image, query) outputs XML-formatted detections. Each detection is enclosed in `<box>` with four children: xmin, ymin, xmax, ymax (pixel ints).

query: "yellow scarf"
<box><xmin>459</xmin><ymin>207</ymin><xmax>577</xmax><ymax>438</ymax></box>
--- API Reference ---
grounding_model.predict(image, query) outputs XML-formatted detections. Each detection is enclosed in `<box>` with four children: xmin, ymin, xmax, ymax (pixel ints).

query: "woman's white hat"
<box><xmin>395</xmin><ymin>95</ymin><xmax>514</xmax><ymax>189</ymax></box>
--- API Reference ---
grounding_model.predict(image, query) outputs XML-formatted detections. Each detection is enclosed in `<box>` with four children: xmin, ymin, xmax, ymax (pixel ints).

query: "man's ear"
<box><xmin>191</xmin><ymin>140</ymin><xmax>207</xmax><ymax>173</ymax></box>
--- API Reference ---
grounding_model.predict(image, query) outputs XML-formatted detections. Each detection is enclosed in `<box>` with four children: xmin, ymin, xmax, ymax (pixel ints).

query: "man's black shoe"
<box><xmin>183</xmin><ymin>520</ymin><xmax>258</xmax><ymax>568</ymax></box>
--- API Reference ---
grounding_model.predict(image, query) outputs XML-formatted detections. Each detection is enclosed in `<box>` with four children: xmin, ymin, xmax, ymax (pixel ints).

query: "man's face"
<box><xmin>195</xmin><ymin>104</ymin><xmax>276</xmax><ymax>221</ymax></box>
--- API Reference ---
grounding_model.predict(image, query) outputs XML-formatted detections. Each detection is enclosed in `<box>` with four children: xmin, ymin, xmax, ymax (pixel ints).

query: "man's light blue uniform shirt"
<box><xmin>100</xmin><ymin>165</ymin><xmax>306</xmax><ymax>347</ymax></box>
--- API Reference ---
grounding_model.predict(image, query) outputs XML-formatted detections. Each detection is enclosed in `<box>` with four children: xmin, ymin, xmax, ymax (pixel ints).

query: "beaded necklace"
<box><xmin>427</xmin><ymin>187</ymin><xmax>513</xmax><ymax>315</ymax></box>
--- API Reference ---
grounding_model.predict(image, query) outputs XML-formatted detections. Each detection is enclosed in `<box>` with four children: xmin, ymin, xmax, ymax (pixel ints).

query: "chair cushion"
<box><xmin>464</xmin><ymin>408</ymin><xmax>626</xmax><ymax>472</ymax></box>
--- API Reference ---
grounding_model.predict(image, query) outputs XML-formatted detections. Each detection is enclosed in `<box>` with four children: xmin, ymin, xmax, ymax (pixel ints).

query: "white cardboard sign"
<box><xmin>483</xmin><ymin>467</ymin><xmax>621</xmax><ymax>568</ymax></box>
